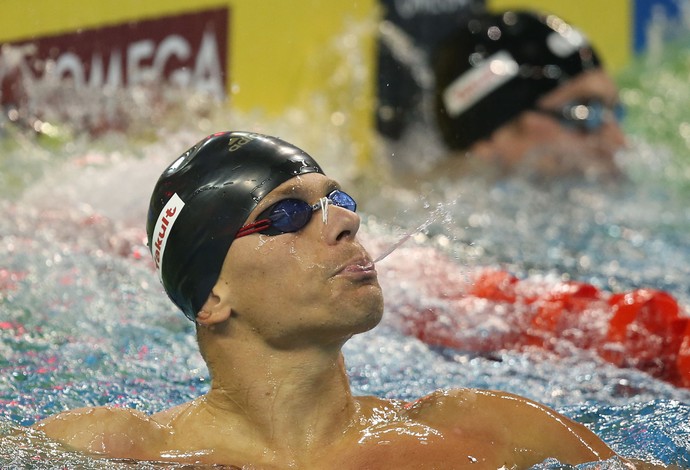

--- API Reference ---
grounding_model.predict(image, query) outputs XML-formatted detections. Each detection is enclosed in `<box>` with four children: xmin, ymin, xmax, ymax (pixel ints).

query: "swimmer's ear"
<box><xmin>196</xmin><ymin>288</ymin><xmax>232</xmax><ymax>326</ymax></box>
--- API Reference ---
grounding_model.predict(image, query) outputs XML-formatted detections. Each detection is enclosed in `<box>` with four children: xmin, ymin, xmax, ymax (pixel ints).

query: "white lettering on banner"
<box><xmin>156</xmin><ymin>35</ymin><xmax>191</xmax><ymax>87</ymax></box>
<box><xmin>127</xmin><ymin>39</ymin><xmax>156</xmax><ymax>86</ymax></box>
<box><xmin>86</xmin><ymin>50</ymin><xmax>124</xmax><ymax>89</ymax></box>
<box><xmin>88</xmin><ymin>53</ymin><xmax>105</xmax><ymax>87</ymax></box>
<box><xmin>31</xmin><ymin>30</ymin><xmax>224</xmax><ymax>99</ymax></box>
<box><xmin>193</xmin><ymin>30</ymin><xmax>224</xmax><ymax>98</ymax></box>
<box><xmin>54</xmin><ymin>52</ymin><xmax>85</xmax><ymax>86</ymax></box>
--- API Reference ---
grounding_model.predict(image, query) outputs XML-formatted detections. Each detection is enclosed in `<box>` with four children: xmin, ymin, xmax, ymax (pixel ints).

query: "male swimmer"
<box><xmin>432</xmin><ymin>9</ymin><xmax>626</xmax><ymax>179</ymax></box>
<box><xmin>33</xmin><ymin>131</ymin><xmax>659</xmax><ymax>468</ymax></box>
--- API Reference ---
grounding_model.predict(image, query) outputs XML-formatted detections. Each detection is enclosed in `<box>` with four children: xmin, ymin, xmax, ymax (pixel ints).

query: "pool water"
<box><xmin>3</xmin><ymin>26</ymin><xmax>690</xmax><ymax>469</ymax></box>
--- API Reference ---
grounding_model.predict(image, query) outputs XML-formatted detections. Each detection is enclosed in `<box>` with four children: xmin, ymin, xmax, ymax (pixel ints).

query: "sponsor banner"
<box><xmin>1</xmin><ymin>7</ymin><xmax>228</xmax><ymax>107</ymax></box>
<box><xmin>0</xmin><ymin>0</ymin><xmax>377</xmax><ymax>168</ymax></box>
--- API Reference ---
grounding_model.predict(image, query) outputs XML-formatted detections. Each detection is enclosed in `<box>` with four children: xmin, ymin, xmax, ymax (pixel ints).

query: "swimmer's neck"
<box><xmin>201</xmin><ymin>344</ymin><xmax>361</xmax><ymax>452</ymax></box>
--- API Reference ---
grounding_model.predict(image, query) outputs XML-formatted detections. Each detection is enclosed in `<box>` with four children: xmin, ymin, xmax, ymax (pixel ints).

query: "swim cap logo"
<box><xmin>228</xmin><ymin>135</ymin><xmax>252</xmax><ymax>152</ymax></box>
<box><xmin>443</xmin><ymin>50</ymin><xmax>519</xmax><ymax>117</ymax></box>
<box><xmin>546</xmin><ymin>29</ymin><xmax>587</xmax><ymax>58</ymax></box>
<box><xmin>153</xmin><ymin>193</ymin><xmax>185</xmax><ymax>281</ymax></box>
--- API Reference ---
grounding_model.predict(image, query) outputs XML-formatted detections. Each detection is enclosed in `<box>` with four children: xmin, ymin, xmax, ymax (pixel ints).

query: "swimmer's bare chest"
<box><xmin>324</xmin><ymin>427</ymin><xmax>514</xmax><ymax>470</ymax></box>
<box><xmin>150</xmin><ymin>419</ymin><xmax>512</xmax><ymax>469</ymax></box>
<box><xmin>144</xmin><ymin>390</ymin><xmax>610</xmax><ymax>468</ymax></box>
<box><xmin>144</xmin><ymin>394</ymin><xmax>516</xmax><ymax>469</ymax></box>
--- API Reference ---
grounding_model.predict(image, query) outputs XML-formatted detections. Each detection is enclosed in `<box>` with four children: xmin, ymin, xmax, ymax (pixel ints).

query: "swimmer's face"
<box><xmin>214</xmin><ymin>173</ymin><xmax>383</xmax><ymax>348</ymax></box>
<box><xmin>474</xmin><ymin>69</ymin><xmax>627</xmax><ymax>179</ymax></box>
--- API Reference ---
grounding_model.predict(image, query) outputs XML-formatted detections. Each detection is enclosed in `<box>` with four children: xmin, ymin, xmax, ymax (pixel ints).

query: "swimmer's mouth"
<box><xmin>334</xmin><ymin>258</ymin><xmax>377</xmax><ymax>276</ymax></box>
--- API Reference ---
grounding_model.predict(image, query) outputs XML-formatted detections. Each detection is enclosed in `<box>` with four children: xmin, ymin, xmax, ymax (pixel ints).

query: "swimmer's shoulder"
<box><xmin>401</xmin><ymin>388</ymin><xmax>622</xmax><ymax>465</ymax></box>
<box><xmin>33</xmin><ymin>405</ymin><xmax>170</xmax><ymax>460</ymax></box>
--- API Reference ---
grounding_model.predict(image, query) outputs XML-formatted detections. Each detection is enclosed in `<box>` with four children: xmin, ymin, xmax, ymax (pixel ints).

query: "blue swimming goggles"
<box><xmin>235</xmin><ymin>189</ymin><xmax>357</xmax><ymax>238</ymax></box>
<box><xmin>533</xmin><ymin>99</ymin><xmax>625</xmax><ymax>133</ymax></box>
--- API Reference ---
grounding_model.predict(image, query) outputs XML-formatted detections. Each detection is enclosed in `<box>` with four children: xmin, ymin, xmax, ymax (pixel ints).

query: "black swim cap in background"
<box><xmin>146</xmin><ymin>131</ymin><xmax>324</xmax><ymax>321</ymax></box>
<box><xmin>433</xmin><ymin>10</ymin><xmax>602</xmax><ymax>150</ymax></box>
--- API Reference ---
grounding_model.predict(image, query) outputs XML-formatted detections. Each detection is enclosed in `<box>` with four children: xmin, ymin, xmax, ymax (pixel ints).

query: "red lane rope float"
<box><xmin>376</xmin><ymin>241</ymin><xmax>690</xmax><ymax>388</ymax></box>
<box><xmin>467</xmin><ymin>269</ymin><xmax>690</xmax><ymax>388</ymax></box>
<box><xmin>604</xmin><ymin>289</ymin><xmax>690</xmax><ymax>386</ymax></box>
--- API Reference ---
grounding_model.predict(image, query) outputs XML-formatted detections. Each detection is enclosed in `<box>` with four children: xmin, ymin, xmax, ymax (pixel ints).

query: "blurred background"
<box><xmin>1</xmin><ymin>0</ymin><xmax>686</xmax><ymax>169</ymax></box>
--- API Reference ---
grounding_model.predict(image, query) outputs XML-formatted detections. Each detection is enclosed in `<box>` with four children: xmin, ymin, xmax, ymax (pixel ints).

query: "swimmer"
<box><xmin>433</xmin><ymin>9</ymin><xmax>627</xmax><ymax>180</ymax></box>
<box><xmin>32</xmin><ymin>131</ymin><xmax>659</xmax><ymax>468</ymax></box>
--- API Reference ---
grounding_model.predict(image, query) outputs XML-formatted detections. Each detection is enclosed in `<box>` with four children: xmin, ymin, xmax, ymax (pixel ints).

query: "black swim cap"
<box><xmin>146</xmin><ymin>131</ymin><xmax>324</xmax><ymax>321</ymax></box>
<box><xmin>433</xmin><ymin>10</ymin><xmax>601</xmax><ymax>150</ymax></box>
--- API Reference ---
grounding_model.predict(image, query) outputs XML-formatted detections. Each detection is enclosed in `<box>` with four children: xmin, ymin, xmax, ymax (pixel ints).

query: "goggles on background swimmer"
<box><xmin>532</xmin><ymin>99</ymin><xmax>625</xmax><ymax>133</ymax></box>
<box><xmin>235</xmin><ymin>189</ymin><xmax>357</xmax><ymax>238</ymax></box>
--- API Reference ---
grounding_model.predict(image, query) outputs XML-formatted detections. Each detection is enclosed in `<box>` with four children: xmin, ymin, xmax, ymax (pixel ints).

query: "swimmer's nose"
<box><xmin>321</xmin><ymin>205</ymin><xmax>360</xmax><ymax>245</ymax></box>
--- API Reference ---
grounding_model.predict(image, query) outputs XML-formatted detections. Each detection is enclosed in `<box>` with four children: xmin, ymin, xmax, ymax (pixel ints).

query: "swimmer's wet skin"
<box><xmin>32</xmin><ymin>132</ymin><xmax>663</xmax><ymax>468</ymax></box>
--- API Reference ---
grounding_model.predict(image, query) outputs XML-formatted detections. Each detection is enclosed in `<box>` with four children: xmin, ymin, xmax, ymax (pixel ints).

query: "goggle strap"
<box><xmin>235</xmin><ymin>219</ymin><xmax>272</xmax><ymax>239</ymax></box>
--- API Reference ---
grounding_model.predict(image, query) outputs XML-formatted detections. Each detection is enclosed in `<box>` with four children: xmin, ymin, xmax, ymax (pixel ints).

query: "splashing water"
<box><xmin>372</xmin><ymin>202</ymin><xmax>450</xmax><ymax>263</ymax></box>
<box><xmin>3</xmin><ymin>16</ymin><xmax>690</xmax><ymax>469</ymax></box>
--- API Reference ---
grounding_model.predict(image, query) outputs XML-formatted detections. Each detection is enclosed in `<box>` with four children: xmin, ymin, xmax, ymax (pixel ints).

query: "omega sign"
<box><xmin>1</xmin><ymin>7</ymin><xmax>229</xmax><ymax>106</ymax></box>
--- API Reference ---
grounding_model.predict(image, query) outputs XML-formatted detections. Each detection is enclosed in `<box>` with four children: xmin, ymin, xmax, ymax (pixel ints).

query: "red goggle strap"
<box><xmin>235</xmin><ymin>218</ymin><xmax>271</xmax><ymax>238</ymax></box>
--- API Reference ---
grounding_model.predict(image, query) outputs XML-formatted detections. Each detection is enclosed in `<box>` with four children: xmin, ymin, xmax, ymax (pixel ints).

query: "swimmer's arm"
<box><xmin>32</xmin><ymin>406</ymin><xmax>169</xmax><ymax>460</ymax></box>
<box><xmin>628</xmin><ymin>460</ymin><xmax>681</xmax><ymax>469</ymax></box>
<box><xmin>493</xmin><ymin>390</ymin><xmax>620</xmax><ymax>462</ymax></box>
<box><xmin>475</xmin><ymin>391</ymin><xmax>677</xmax><ymax>469</ymax></box>
<box><xmin>410</xmin><ymin>389</ymin><xmax>629</xmax><ymax>466</ymax></box>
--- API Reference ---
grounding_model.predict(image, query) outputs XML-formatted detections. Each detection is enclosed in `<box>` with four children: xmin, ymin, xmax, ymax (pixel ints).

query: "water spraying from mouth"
<box><xmin>373</xmin><ymin>204</ymin><xmax>448</xmax><ymax>263</ymax></box>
